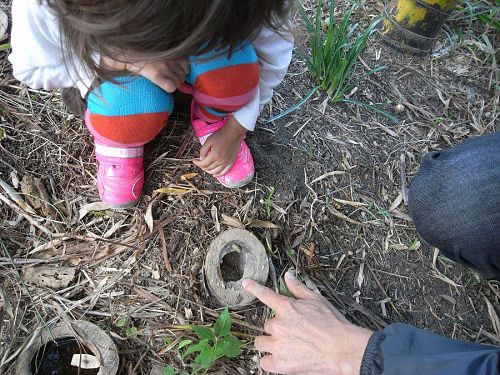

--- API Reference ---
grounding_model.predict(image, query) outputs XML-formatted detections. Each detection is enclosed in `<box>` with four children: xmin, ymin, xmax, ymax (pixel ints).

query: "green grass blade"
<box><xmin>342</xmin><ymin>98</ymin><xmax>400</xmax><ymax>123</ymax></box>
<box><xmin>263</xmin><ymin>86</ymin><xmax>320</xmax><ymax>123</ymax></box>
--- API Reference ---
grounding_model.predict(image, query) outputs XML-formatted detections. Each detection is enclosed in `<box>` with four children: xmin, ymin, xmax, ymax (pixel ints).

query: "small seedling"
<box><xmin>125</xmin><ymin>326</ymin><xmax>138</xmax><ymax>336</ymax></box>
<box><xmin>377</xmin><ymin>209</ymin><xmax>391</xmax><ymax>219</ymax></box>
<box><xmin>263</xmin><ymin>187</ymin><xmax>276</xmax><ymax>219</ymax></box>
<box><xmin>116</xmin><ymin>318</ymin><xmax>128</xmax><ymax>328</ymax></box>
<box><xmin>115</xmin><ymin>317</ymin><xmax>138</xmax><ymax>337</ymax></box>
<box><xmin>170</xmin><ymin>308</ymin><xmax>244</xmax><ymax>374</ymax></box>
<box><xmin>364</xmin><ymin>203</ymin><xmax>390</xmax><ymax>225</ymax></box>
<box><xmin>409</xmin><ymin>239</ymin><xmax>421</xmax><ymax>251</ymax></box>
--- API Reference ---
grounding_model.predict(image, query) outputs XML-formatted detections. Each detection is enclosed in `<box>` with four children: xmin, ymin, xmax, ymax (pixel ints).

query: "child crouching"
<box><xmin>9</xmin><ymin>0</ymin><xmax>294</xmax><ymax>208</ymax></box>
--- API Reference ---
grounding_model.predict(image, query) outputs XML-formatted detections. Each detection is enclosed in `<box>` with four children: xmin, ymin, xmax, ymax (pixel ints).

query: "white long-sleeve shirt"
<box><xmin>9</xmin><ymin>0</ymin><xmax>294</xmax><ymax>131</ymax></box>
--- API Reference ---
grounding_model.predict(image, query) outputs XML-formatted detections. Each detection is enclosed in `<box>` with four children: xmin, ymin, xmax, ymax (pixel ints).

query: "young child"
<box><xmin>9</xmin><ymin>0</ymin><xmax>294</xmax><ymax>208</ymax></box>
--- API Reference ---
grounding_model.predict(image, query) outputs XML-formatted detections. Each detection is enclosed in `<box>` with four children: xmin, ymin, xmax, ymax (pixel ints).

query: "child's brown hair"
<box><xmin>46</xmin><ymin>0</ymin><xmax>292</xmax><ymax>81</ymax></box>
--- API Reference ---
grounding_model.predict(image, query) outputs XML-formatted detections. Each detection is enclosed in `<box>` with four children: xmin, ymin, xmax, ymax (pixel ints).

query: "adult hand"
<box><xmin>242</xmin><ymin>272</ymin><xmax>372</xmax><ymax>375</ymax></box>
<box><xmin>193</xmin><ymin>116</ymin><xmax>247</xmax><ymax>177</ymax></box>
<box><xmin>101</xmin><ymin>56</ymin><xmax>189</xmax><ymax>93</ymax></box>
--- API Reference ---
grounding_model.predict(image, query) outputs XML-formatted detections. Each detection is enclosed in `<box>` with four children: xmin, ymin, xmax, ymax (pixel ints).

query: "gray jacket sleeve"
<box><xmin>361</xmin><ymin>323</ymin><xmax>500</xmax><ymax>375</ymax></box>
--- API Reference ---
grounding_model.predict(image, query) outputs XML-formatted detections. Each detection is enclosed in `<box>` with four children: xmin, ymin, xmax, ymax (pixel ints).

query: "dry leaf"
<box><xmin>22</xmin><ymin>266</ymin><xmax>76</xmax><ymax>289</ymax></box>
<box><xmin>310</xmin><ymin>171</ymin><xmax>345</xmax><ymax>184</ymax></box>
<box><xmin>390</xmin><ymin>244</ymin><xmax>409</xmax><ymax>250</ymax></box>
<box><xmin>181</xmin><ymin>173</ymin><xmax>199</xmax><ymax>181</ymax></box>
<box><xmin>103</xmin><ymin>219</ymin><xmax>125</xmax><ymax>238</ymax></box>
<box><xmin>10</xmin><ymin>171</ymin><xmax>19</xmax><ymax>189</ymax></box>
<box><xmin>0</xmin><ymin>288</ymin><xmax>14</xmax><ymax>319</ymax></box>
<box><xmin>154</xmin><ymin>187</ymin><xmax>191</xmax><ymax>195</ymax></box>
<box><xmin>144</xmin><ymin>203</ymin><xmax>154</xmax><ymax>233</ymax></box>
<box><xmin>249</xmin><ymin>219</ymin><xmax>281</xmax><ymax>229</ymax></box>
<box><xmin>389</xmin><ymin>193</ymin><xmax>403</xmax><ymax>212</ymax></box>
<box><xmin>328</xmin><ymin>207</ymin><xmax>365</xmax><ymax>226</ymax></box>
<box><xmin>391</xmin><ymin>210</ymin><xmax>412</xmax><ymax>222</ymax></box>
<box><xmin>221</xmin><ymin>214</ymin><xmax>245</xmax><ymax>229</ymax></box>
<box><xmin>485</xmin><ymin>297</ymin><xmax>500</xmax><ymax>337</ymax></box>
<box><xmin>0</xmin><ymin>177</ymin><xmax>37</xmax><ymax>214</ymax></box>
<box><xmin>291</xmin><ymin>233</ymin><xmax>305</xmax><ymax>248</ymax></box>
<box><xmin>333</xmin><ymin>198</ymin><xmax>367</xmax><ymax>207</ymax></box>
<box><xmin>211</xmin><ymin>205</ymin><xmax>220</xmax><ymax>232</ymax></box>
<box><xmin>301</xmin><ymin>242</ymin><xmax>315</xmax><ymax>259</ymax></box>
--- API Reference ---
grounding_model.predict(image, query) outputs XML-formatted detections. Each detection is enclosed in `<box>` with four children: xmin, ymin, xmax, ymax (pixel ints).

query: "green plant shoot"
<box><xmin>182</xmin><ymin>308</ymin><xmax>244</xmax><ymax>374</ymax></box>
<box><xmin>298</xmin><ymin>0</ymin><xmax>381</xmax><ymax>102</ymax></box>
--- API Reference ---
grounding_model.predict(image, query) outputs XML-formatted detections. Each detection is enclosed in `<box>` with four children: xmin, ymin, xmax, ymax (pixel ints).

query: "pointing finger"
<box><xmin>242</xmin><ymin>279</ymin><xmax>288</xmax><ymax>311</ymax></box>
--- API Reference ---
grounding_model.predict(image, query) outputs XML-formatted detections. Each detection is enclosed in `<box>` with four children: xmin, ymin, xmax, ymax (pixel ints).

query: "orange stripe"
<box><xmin>90</xmin><ymin>113</ymin><xmax>168</xmax><ymax>144</ymax></box>
<box><xmin>195</xmin><ymin>63</ymin><xmax>260</xmax><ymax>98</ymax></box>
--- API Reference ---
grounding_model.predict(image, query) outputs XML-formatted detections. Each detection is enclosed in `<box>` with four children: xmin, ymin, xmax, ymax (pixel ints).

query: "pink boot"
<box><xmin>191</xmin><ymin>102</ymin><xmax>254</xmax><ymax>188</ymax></box>
<box><xmin>95</xmin><ymin>144</ymin><xmax>144</xmax><ymax>209</ymax></box>
<box><xmin>85</xmin><ymin>110</ymin><xmax>144</xmax><ymax>208</ymax></box>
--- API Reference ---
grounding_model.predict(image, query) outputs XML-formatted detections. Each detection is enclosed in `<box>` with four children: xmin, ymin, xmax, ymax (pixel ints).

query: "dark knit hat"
<box><xmin>408</xmin><ymin>132</ymin><xmax>500</xmax><ymax>279</ymax></box>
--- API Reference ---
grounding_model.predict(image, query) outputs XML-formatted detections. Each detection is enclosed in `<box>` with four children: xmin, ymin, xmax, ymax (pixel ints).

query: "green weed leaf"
<box><xmin>162</xmin><ymin>337</ymin><xmax>173</xmax><ymax>345</ymax></box>
<box><xmin>183</xmin><ymin>339</ymin><xmax>210</xmax><ymax>357</ymax></box>
<box><xmin>214</xmin><ymin>308</ymin><xmax>231</xmax><ymax>337</ymax></box>
<box><xmin>214</xmin><ymin>335</ymin><xmax>244</xmax><ymax>358</ymax></box>
<box><xmin>125</xmin><ymin>326</ymin><xmax>137</xmax><ymax>337</ymax></box>
<box><xmin>163</xmin><ymin>365</ymin><xmax>176</xmax><ymax>375</ymax></box>
<box><xmin>116</xmin><ymin>318</ymin><xmax>128</xmax><ymax>328</ymax></box>
<box><xmin>178</xmin><ymin>339</ymin><xmax>193</xmax><ymax>350</ymax></box>
<box><xmin>194</xmin><ymin>346</ymin><xmax>217</xmax><ymax>367</ymax></box>
<box><xmin>178</xmin><ymin>309</ymin><xmax>241</xmax><ymax>372</ymax></box>
<box><xmin>191</xmin><ymin>325</ymin><xmax>215</xmax><ymax>340</ymax></box>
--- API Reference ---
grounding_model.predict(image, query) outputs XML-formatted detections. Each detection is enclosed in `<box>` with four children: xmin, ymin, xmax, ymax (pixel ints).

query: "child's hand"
<box><xmin>127</xmin><ymin>60</ymin><xmax>189</xmax><ymax>93</ymax></box>
<box><xmin>193</xmin><ymin>117</ymin><xmax>247</xmax><ymax>177</ymax></box>
<box><xmin>101</xmin><ymin>56</ymin><xmax>189</xmax><ymax>93</ymax></box>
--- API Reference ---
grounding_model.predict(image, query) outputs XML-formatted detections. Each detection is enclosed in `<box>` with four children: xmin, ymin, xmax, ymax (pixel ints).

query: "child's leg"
<box><xmin>186</xmin><ymin>44</ymin><xmax>259</xmax><ymax>123</ymax></box>
<box><xmin>86</xmin><ymin>76</ymin><xmax>173</xmax><ymax>208</ymax></box>
<box><xmin>185</xmin><ymin>44</ymin><xmax>259</xmax><ymax>188</ymax></box>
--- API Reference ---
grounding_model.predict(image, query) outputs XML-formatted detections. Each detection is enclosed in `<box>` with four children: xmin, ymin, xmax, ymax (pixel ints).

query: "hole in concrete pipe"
<box><xmin>31</xmin><ymin>337</ymin><xmax>99</xmax><ymax>375</ymax></box>
<box><xmin>220</xmin><ymin>250</ymin><xmax>245</xmax><ymax>282</ymax></box>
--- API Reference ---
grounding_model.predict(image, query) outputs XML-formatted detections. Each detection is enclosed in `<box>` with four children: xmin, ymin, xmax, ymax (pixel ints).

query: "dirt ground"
<box><xmin>0</xmin><ymin>0</ymin><xmax>498</xmax><ymax>374</ymax></box>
